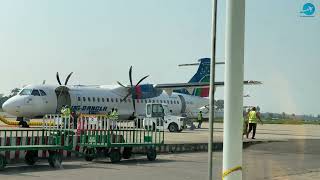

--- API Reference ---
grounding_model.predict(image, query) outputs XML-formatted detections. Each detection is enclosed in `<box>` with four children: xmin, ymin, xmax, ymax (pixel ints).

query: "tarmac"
<box><xmin>1</xmin><ymin>121</ymin><xmax>320</xmax><ymax>179</ymax></box>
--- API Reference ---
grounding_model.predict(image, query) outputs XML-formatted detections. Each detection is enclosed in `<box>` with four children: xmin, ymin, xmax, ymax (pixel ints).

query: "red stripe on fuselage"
<box><xmin>135</xmin><ymin>86</ymin><xmax>142</xmax><ymax>99</ymax></box>
<box><xmin>200</xmin><ymin>88</ymin><xmax>209</xmax><ymax>97</ymax></box>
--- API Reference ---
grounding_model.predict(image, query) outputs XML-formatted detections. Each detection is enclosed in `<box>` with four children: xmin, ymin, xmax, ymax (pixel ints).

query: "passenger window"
<box><xmin>97</xmin><ymin>98</ymin><xmax>100</xmax><ymax>102</ymax></box>
<box><xmin>39</xmin><ymin>90</ymin><xmax>47</xmax><ymax>96</ymax></box>
<box><xmin>145</xmin><ymin>100</ymin><xmax>148</xmax><ymax>103</ymax></box>
<box><xmin>107</xmin><ymin>98</ymin><xmax>109</xmax><ymax>102</ymax></box>
<box><xmin>152</xmin><ymin>100</ymin><xmax>155</xmax><ymax>103</ymax></box>
<box><xmin>136</xmin><ymin>99</ymin><xmax>139</xmax><ymax>103</ymax></box>
<box><xmin>170</xmin><ymin>100</ymin><xmax>173</xmax><ymax>104</ymax></box>
<box><xmin>149</xmin><ymin>99</ymin><xmax>151</xmax><ymax>103</ymax></box>
<box><xmin>31</xmin><ymin>90</ymin><xmax>40</xmax><ymax>96</ymax></box>
<box><xmin>102</xmin><ymin>98</ymin><xmax>105</xmax><ymax>102</ymax></box>
<box><xmin>177</xmin><ymin>101</ymin><xmax>179</xmax><ymax>104</ymax></box>
<box><xmin>93</xmin><ymin>97</ymin><xmax>95</xmax><ymax>102</ymax></box>
<box><xmin>111</xmin><ymin>98</ymin><xmax>114</xmax><ymax>102</ymax></box>
<box><xmin>160</xmin><ymin>100</ymin><xmax>162</xmax><ymax>103</ymax></box>
<box><xmin>83</xmin><ymin>97</ymin><xmax>86</xmax><ymax>102</ymax></box>
<box><xmin>116</xmin><ymin>98</ymin><xmax>118</xmax><ymax>102</ymax></box>
<box><xmin>78</xmin><ymin>97</ymin><xmax>81</xmax><ymax>101</ymax></box>
<box><xmin>88</xmin><ymin>97</ymin><xmax>91</xmax><ymax>102</ymax></box>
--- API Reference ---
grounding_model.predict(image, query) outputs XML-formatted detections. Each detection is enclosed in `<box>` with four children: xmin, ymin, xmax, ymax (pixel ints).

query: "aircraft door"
<box><xmin>39</xmin><ymin>90</ymin><xmax>49</xmax><ymax>106</ymax></box>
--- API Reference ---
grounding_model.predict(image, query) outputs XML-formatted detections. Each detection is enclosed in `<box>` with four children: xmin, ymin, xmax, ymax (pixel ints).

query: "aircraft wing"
<box><xmin>153</xmin><ymin>80</ymin><xmax>262</xmax><ymax>89</ymax></box>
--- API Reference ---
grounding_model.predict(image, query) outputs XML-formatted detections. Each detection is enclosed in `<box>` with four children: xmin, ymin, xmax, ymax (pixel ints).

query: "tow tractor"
<box><xmin>143</xmin><ymin>103</ymin><xmax>187</xmax><ymax>132</ymax></box>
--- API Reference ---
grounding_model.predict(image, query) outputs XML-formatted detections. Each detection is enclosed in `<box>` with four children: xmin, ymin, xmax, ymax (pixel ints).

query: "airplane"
<box><xmin>2</xmin><ymin>58</ymin><xmax>261</xmax><ymax>122</ymax></box>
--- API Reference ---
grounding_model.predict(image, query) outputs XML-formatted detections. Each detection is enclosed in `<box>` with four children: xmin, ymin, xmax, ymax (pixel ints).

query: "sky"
<box><xmin>0</xmin><ymin>0</ymin><xmax>319</xmax><ymax>115</ymax></box>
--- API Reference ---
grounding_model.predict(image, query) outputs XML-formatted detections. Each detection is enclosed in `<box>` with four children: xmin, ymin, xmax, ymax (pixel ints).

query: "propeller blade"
<box><xmin>132</xmin><ymin>96</ymin><xmax>136</xmax><ymax>112</ymax></box>
<box><xmin>122</xmin><ymin>92</ymin><xmax>131</xmax><ymax>101</ymax></box>
<box><xmin>56</xmin><ymin>72</ymin><xmax>62</xmax><ymax>85</ymax></box>
<box><xmin>117</xmin><ymin>81</ymin><xmax>127</xmax><ymax>88</ymax></box>
<box><xmin>64</xmin><ymin>72</ymin><xmax>73</xmax><ymax>85</ymax></box>
<box><xmin>136</xmin><ymin>75</ymin><xmax>149</xmax><ymax>86</ymax></box>
<box><xmin>129</xmin><ymin>66</ymin><xmax>133</xmax><ymax>87</ymax></box>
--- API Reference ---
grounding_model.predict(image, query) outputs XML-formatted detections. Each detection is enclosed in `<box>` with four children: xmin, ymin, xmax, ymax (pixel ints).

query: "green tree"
<box><xmin>9</xmin><ymin>88</ymin><xmax>20</xmax><ymax>97</ymax></box>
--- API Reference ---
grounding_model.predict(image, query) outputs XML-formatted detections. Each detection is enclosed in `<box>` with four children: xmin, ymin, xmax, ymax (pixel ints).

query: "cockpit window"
<box><xmin>39</xmin><ymin>90</ymin><xmax>47</xmax><ymax>96</ymax></box>
<box><xmin>31</xmin><ymin>90</ymin><xmax>41</xmax><ymax>96</ymax></box>
<box><xmin>19</xmin><ymin>89</ymin><xmax>32</xmax><ymax>95</ymax></box>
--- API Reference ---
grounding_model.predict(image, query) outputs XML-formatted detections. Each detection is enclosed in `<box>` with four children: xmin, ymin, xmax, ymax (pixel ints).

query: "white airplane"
<box><xmin>2</xmin><ymin>58</ymin><xmax>261</xmax><ymax>121</ymax></box>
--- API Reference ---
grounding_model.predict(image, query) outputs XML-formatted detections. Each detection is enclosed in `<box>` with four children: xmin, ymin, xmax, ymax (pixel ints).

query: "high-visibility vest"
<box><xmin>61</xmin><ymin>107</ymin><xmax>71</xmax><ymax>116</ymax></box>
<box><xmin>248</xmin><ymin>111</ymin><xmax>258</xmax><ymax>123</ymax></box>
<box><xmin>111</xmin><ymin>111</ymin><xmax>119</xmax><ymax>120</ymax></box>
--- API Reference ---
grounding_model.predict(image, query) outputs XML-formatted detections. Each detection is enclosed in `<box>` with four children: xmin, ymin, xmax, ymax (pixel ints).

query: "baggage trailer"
<box><xmin>77</xmin><ymin>113</ymin><xmax>164</xmax><ymax>163</ymax></box>
<box><xmin>0</xmin><ymin>114</ymin><xmax>74</xmax><ymax>170</ymax></box>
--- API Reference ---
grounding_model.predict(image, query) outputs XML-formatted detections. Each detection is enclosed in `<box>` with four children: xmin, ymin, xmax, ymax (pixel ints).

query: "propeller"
<box><xmin>56</xmin><ymin>72</ymin><xmax>73</xmax><ymax>86</ymax></box>
<box><xmin>56</xmin><ymin>72</ymin><xmax>74</xmax><ymax>105</ymax></box>
<box><xmin>117</xmin><ymin>66</ymin><xmax>149</xmax><ymax>113</ymax></box>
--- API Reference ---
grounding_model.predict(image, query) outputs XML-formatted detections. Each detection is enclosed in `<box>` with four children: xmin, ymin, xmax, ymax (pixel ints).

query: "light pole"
<box><xmin>208</xmin><ymin>0</ymin><xmax>218</xmax><ymax>180</ymax></box>
<box><xmin>222</xmin><ymin>0</ymin><xmax>246</xmax><ymax>180</ymax></box>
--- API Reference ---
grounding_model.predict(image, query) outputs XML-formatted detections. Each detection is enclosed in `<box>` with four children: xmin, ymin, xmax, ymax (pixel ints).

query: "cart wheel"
<box><xmin>168</xmin><ymin>123</ymin><xmax>178</xmax><ymax>132</ymax></box>
<box><xmin>122</xmin><ymin>147</ymin><xmax>132</xmax><ymax>159</ymax></box>
<box><xmin>109</xmin><ymin>149</ymin><xmax>121</xmax><ymax>163</ymax></box>
<box><xmin>48</xmin><ymin>151</ymin><xmax>62</xmax><ymax>168</ymax></box>
<box><xmin>0</xmin><ymin>154</ymin><xmax>6</xmax><ymax>171</ymax></box>
<box><xmin>84</xmin><ymin>148</ymin><xmax>95</xmax><ymax>161</ymax></box>
<box><xmin>25</xmin><ymin>150</ymin><xmax>38</xmax><ymax>165</ymax></box>
<box><xmin>147</xmin><ymin>147</ymin><xmax>157</xmax><ymax>161</ymax></box>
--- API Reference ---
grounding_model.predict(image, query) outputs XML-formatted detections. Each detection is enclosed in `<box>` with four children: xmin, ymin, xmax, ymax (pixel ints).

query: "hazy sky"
<box><xmin>0</xmin><ymin>0</ymin><xmax>319</xmax><ymax>115</ymax></box>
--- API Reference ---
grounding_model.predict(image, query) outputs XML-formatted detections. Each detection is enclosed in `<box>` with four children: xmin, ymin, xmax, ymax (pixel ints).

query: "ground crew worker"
<box><xmin>61</xmin><ymin>105</ymin><xmax>71</xmax><ymax>128</ymax></box>
<box><xmin>61</xmin><ymin>105</ymin><xmax>71</xmax><ymax>116</ymax></box>
<box><xmin>197</xmin><ymin>111</ymin><xmax>203</xmax><ymax>128</ymax></box>
<box><xmin>246</xmin><ymin>107</ymin><xmax>263</xmax><ymax>139</ymax></box>
<box><xmin>112</xmin><ymin>108</ymin><xmax>119</xmax><ymax>120</ymax></box>
<box><xmin>243</xmin><ymin>108</ymin><xmax>250</xmax><ymax>137</ymax></box>
<box><xmin>110</xmin><ymin>108</ymin><xmax>119</xmax><ymax>129</ymax></box>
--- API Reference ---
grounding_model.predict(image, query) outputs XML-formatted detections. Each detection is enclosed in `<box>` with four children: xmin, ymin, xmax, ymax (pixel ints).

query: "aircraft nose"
<box><xmin>2</xmin><ymin>100</ymin><xmax>14</xmax><ymax>114</ymax></box>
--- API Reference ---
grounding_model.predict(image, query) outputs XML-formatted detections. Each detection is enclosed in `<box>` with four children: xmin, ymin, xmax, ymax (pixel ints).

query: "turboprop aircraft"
<box><xmin>2</xmin><ymin>58</ymin><xmax>261</xmax><ymax>121</ymax></box>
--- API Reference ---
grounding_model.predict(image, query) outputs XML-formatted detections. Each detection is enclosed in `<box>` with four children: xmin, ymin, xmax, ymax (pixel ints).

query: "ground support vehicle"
<box><xmin>77</xmin><ymin>114</ymin><xmax>164</xmax><ymax>163</ymax></box>
<box><xmin>142</xmin><ymin>103</ymin><xmax>187</xmax><ymax>132</ymax></box>
<box><xmin>0</xmin><ymin>114</ymin><xmax>74</xmax><ymax>170</ymax></box>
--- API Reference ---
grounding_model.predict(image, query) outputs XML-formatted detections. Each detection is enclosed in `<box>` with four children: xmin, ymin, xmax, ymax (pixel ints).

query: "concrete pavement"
<box><xmin>1</xmin><ymin>139</ymin><xmax>320</xmax><ymax>180</ymax></box>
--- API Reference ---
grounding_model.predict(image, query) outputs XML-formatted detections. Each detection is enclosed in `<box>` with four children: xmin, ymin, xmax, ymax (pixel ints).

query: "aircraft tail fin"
<box><xmin>174</xmin><ymin>58</ymin><xmax>210</xmax><ymax>97</ymax></box>
<box><xmin>188</xmin><ymin>58</ymin><xmax>210</xmax><ymax>97</ymax></box>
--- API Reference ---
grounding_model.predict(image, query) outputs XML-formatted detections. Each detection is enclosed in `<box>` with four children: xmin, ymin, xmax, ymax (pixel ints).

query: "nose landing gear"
<box><xmin>16</xmin><ymin>117</ymin><xmax>29</xmax><ymax>128</ymax></box>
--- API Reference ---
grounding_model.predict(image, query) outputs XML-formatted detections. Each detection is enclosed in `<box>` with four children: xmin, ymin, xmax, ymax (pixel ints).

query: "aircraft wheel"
<box><xmin>25</xmin><ymin>150</ymin><xmax>38</xmax><ymax>165</ymax></box>
<box><xmin>122</xmin><ymin>147</ymin><xmax>132</xmax><ymax>159</ymax></box>
<box><xmin>168</xmin><ymin>123</ymin><xmax>178</xmax><ymax>132</ymax></box>
<box><xmin>0</xmin><ymin>154</ymin><xmax>6</xmax><ymax>171</ymax></box>
<box><xmin>146</xmin><ymin>147</ymin><xmax>157</xmax><ymax>161</ymax></box>
<box><xmin>48</xmin><ymin>151</ymin><xmax>62</xmax><ymax>168</ymax></box>
<box><xmin>109</xmin><ymin>149</ymin><xmax>121</xmax><ymax>163</ymax></box>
